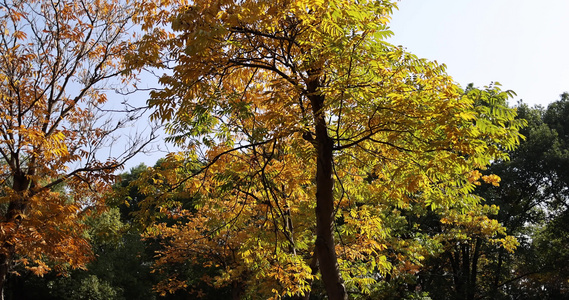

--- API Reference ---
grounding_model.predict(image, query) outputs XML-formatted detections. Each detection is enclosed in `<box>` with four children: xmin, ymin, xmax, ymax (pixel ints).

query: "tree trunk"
<box><xmin>0</xmin><ymin>170</ymin><xmax>31</xmax><ymax>300</ymax></box>
<box><xmin>490</xmin><ymin>248</ymin><xmax>504</xmax><ymax>299</ymax></box>
<box><xmin>449</xmin><ymin>247</ymin><xmax>465</xmax><ymax>300</ymax></box>
<box><xmin>307</xmin><ymin>77</ymin><xmax>347</xmax><ymax>300</ymax></box>
<box><xmin>467</xmin><ymin>238</ymin><xmax>481</xmax><ymax>300</ymax></box>
<box><xmin>231</xmin><ymin>281</ymin><xmax>244</xmax><ymax>300</ymax></box>
<box><xmin>0</xmin><ymin>254</ymin><xmax>8</xmax><ymax>300</ymax></box>
<box><xmin>461</xmin><ymin>244</ymin><xmax>470</xmax><ymax>300</ymax></box>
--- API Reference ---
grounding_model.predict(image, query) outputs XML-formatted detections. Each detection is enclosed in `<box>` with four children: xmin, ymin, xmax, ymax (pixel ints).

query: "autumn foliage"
<box><xmin>0</xmin><ymin>0</ymin><xmax>536</xmax><ymax>299</ymax></box>
<box><xmin>0</xmin><ymin>0</ymin><xmax>143</xmax><ymax>296</ymax></box>
<box><xmin>127</xmin><ymin>0</ymin><xmax>525</xmax><ymax>299</ymax></box>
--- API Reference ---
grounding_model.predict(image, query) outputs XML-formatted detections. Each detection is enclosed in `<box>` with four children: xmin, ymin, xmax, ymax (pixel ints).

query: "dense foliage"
<box><xmin>1</xmin><ymin>0</ymin><xmax>567</xmax><ymax>299</ymax></box>
<box><xmin>127</xmin><ymin>0</ymin><xmax>524</xmax><ymax>299</ymax></box>
<box><xmin>0</xmin><ymin>0</ymin><xmax>154</xmax><ymax>298</ymax></box>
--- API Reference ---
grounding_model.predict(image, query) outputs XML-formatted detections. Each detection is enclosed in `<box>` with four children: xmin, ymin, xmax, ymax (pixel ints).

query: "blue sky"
<box><xmin>387</xmin><ymin>0</ymin><xmax>569</xmax><ymax>107</ymax></box>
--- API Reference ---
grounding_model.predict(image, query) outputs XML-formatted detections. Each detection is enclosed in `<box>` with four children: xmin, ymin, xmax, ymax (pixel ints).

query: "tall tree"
<box><xmin>417</xmin><ymin>94</ymin><xmax>569</xmax><ymax>300</ymax></box>
<box><xmin>0</xmin><ymin>0</ymin><xmax>150</xmax><ymax>297</ymax></box>
<box><xmin>131</xmin><ymin>1</ymin><xmax>524</xmax><ymax>299</ymax></box>
<box><xmin>475</xmin><ymin>95</ymin><xmax>569</xmax><ymax>299</ymax></box>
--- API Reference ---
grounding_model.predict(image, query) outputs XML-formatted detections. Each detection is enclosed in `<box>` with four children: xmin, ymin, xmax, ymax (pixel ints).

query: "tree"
<box><xmin>131</xmin><ymin>1</ymin><xmax>524</xmax><ymax>299</ymax></box>
<box><xmin>117</xmin><ymin>162</ymin><xmax>237</xmax><ymax>300</ymax></box>
<box><xmin>40</xmin><ymin>207</ymin><xmax>156</xmax><ymax>300</ymax></box>
<box><xmin>469</xmin><ymin>95</ymin><xmax>569</xmax><ymax>300</ymax></box>
<box><xmin>471</xmin><ymin>102</ymin><xmax>558</xmax><ymax>300</ymax></box>
<box><xmin>0</xmin><ymin>0</ymin><xmax>150</xmax><ymax>297</ymax></box>
<box><xmin>416</xmin><ymin>94</ymin><xmax>569</xmax><ymax>300</ymax></box>
<box><xmin>405</xmin><ymin>86</ymin><xmax>524</xmax><ymax>300</ymax></box>
<box><xmin>3</xmin><ymin>163</ymin><xmax>199</xmax><ymax>300</ymax></box>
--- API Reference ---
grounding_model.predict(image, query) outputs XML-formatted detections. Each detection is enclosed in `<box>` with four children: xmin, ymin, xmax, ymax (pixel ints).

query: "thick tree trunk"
<box><xmin>307</xmin><ymin>77</ymin><xmax>348</xmax><ymax>300</ymax></box>
<box><xmin>231</xmin><ymin>281</ymin><xmax>244</xmax><ymax>300</ymax></box>
<box><xmin>0</xmin><ymin>170</ymin><xmax>31</xmax><ymax>300</ymax></box>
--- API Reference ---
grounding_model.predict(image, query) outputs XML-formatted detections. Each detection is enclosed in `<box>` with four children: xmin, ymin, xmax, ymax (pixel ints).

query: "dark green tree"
<box><xmin>418</xmin><ymin>93</ymin><xmax>569</xmax><ymax>300</ymax></box>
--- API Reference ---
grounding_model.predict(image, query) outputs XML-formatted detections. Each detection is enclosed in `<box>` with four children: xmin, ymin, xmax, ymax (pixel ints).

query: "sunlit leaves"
<box><xmin>130</xmin><ymin>0</ymin><xmax>525</xmax><ymax>298</ymax></box>
<box><xmin>0</xmin><ymin>0</ymin><xmax>138</xmax><ymax>287</ymax></box>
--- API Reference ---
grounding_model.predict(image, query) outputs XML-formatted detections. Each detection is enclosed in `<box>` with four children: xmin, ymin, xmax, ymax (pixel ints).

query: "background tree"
<box><xmin>478</xmin><ymin>95</ymin><xmax>569</xmax><ymax>300</ymax></box>
<box><xmin>0</xmin><ymin>0</ymin><xmax>152</xmax><ymax>297</ymax></box>
<box><xmin>131</xmin><ymin>1</ymin><xmax>524</xmax><ymax>299</ymax></box>
<box><xmin>416</xmin><ymin>94</ymin><xmax>569</xmax><ymax>300</ymax></box>
<box><xmin>3</xmin><ymin>163</ymin><xmax>205</xmax><ymax>300</ymax></box>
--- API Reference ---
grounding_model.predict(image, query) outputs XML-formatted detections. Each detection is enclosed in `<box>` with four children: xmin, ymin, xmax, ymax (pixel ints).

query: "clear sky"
<box><xmin>387</xmin><ymin>0</ymin><xmax>569</xmax><ymax>107</ymax></box>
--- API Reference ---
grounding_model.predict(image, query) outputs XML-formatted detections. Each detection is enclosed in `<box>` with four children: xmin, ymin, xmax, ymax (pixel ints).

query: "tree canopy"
<box><xmin>5</xmin><ymin>0</ymin><xmax>569</xmax><ymax>300</ymax></box>
<box><xmin>0</xmin><ymin>0</ymin><xmax>150</xmax><ymax>297</ymax></box>
<box><xmin>130</xmin><ymin>0</ymin><xmax>525</xmax><ymax>299</ymax></box>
